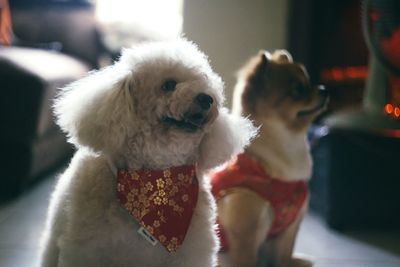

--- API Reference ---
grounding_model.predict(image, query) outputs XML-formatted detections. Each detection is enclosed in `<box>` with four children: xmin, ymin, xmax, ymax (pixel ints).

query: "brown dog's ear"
<box><xmin>271</xmin><ymin>50</ymin><xmax>293</xmax><ymax>63</ymax></box>
<box><xmin>236</xmin><ymin>50</ymin><xmax>271</xmax><ymax>115</ymax></box>
<box><xmin>237</xmin><ymin>50</ymin><xmax>270</xmax><ymax>80</ymax></box>
<box><xmin>258</xmin><ymin>50</ymin><xmax>271</xmax><ymax>68</ymax></box>
<box><xmin>242</xmin><ymin>50</ymin><xmax>270</xmax><ymax>81</ymax></box>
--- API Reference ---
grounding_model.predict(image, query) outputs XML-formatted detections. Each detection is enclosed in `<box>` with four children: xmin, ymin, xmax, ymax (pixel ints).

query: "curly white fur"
<box><xmin>40</xmin><ymin>39</ymin><xmax>257</xmax><ymax>267</ymax></box>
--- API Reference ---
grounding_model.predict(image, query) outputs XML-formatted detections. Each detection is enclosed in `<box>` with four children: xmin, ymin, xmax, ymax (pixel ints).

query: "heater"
<box><xmin>308</xmin><ymin>0</ymin><xmax>400</xmax><ymax>229</ymax></box>
<box><xmin>325</xmin><ymin>0</ymin><xmax>400</xmax><ymax>129</ymax></box>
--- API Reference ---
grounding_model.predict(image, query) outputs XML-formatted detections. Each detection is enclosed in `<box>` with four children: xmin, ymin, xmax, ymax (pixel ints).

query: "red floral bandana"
<box><xmin>117</xmin><ymin>165</ymin><xmax>198</xmax><ymax>253</ymax></box>
<box><xmin>210</xmin><ymin>153</ymin><xmax>308</xmax><ymax>250</ymax></box>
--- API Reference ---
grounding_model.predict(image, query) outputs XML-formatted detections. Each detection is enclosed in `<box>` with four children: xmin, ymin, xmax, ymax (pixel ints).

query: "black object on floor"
<box><xmin>309</xmin><ymin>126</ymin><xmax>400</xmax><ymax>230</ymax></box>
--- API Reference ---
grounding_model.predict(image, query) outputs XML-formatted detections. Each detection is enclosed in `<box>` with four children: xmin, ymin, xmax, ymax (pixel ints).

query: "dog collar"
<box><xmin>116</xmin><ymin>164</ymin><xmax>198</xmax><ymax>253</ymax></box>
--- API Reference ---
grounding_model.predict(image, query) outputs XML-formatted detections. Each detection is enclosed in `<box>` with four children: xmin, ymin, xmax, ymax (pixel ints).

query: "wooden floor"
<box><xmin>1</xmin><ymin>169</ymin><xmax>399</xmax><ymax>267</ymax></box>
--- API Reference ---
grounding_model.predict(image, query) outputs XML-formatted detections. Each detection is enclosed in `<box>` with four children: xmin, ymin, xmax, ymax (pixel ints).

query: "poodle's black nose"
<box><xmin>195</xmin><ymin>93</ymin><xmax>213</xmax><ymax>110</ymax></box>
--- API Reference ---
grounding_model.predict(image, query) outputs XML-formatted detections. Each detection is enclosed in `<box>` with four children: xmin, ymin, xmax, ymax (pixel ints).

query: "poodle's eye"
<box><xmin>161</xmin><ymin>80</ymin><xmax>177</xmax><ymax>92</ymax></box>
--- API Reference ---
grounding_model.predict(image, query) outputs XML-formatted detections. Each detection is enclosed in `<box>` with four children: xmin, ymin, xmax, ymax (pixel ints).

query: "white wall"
<box><xmin>183</xmin><ymin>0</ymin><xmax>289</xmax><ymax>108</ymax></box>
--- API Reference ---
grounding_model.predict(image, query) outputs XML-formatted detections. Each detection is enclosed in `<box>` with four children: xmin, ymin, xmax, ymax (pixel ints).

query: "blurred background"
<box><xmin>0</xmin><ymin>0</ymin><xmax>399</xmax><ymax>266</ymax></box>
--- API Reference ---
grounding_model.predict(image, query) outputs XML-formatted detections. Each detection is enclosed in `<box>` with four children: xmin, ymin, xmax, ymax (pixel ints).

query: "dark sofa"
<box><xmin>0</xmin><ymin>0</ymin><xmax>105</xmax><ymax>198</ymax></box>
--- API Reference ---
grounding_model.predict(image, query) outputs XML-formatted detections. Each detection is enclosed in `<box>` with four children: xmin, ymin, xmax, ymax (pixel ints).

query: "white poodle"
<box><xmin>40</xmin><ymin>39</ymin><xmax>257</xmax><ymax>267</ymax></box>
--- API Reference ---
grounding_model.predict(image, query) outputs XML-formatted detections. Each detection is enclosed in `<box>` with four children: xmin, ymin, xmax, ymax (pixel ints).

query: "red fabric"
<box><xmin>0</xmin><ymin>0</ymin><xmax>12</xmax><ymax>46</ymax></box>
<box><xmin>117</xmin><ymin>165</ymin><xmax>198</xmax><ymax>253</ymax></box>
<box><xmin>210</xmin><ymin>153</ymin><xmax>308</xmax><ymax>250</ymax></box>
<box><xmin>381</xmin><ymin>28</ymin><xmax>400</xmax><ymax>68</ymax></box>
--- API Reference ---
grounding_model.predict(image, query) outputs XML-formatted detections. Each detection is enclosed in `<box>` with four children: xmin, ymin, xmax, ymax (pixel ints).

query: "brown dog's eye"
<box><xmin>293</xmin><ymin>83</ymin><xmax>306</xmax><ymax>98</ymax></box>
<box><xmin>161</xmin><ymin>80</ymin><xmax>177</xmax><ymax>92</ymax></box>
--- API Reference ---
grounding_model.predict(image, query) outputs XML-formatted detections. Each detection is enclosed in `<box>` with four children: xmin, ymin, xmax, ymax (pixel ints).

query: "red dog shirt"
<box><xmin>210</xmin><ymin>153</ymin><xmax>308</xmax><ymax>250</ymax></box>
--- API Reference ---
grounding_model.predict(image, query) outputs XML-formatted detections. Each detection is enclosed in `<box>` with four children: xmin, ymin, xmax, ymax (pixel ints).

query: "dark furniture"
<box><xmin>0</xmin><ymin>1</ymin><xmax>104</xmax><ymax>199</ymax></box>
<box><xmin>309</xmin><ymin>126</ymin><xmax>400</xmax><ymax>230</ymax></box>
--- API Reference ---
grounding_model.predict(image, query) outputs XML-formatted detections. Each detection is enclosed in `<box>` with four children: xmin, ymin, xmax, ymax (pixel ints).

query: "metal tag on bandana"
<box><xmin>138</xmin><ymin>226</ymin><xmax>158</xmax><ymax>246</ymax></box>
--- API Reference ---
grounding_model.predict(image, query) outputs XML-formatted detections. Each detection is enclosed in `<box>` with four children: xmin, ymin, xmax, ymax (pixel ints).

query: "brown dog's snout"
<box><xmin>195</xmin><ymin>93</ymin><xmax>214</xmax><ymax>110</ymax></box>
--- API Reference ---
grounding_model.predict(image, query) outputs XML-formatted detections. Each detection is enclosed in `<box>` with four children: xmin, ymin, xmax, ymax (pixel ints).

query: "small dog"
<box><xmin>210</xmin><ymin>50</ymin><xmax>328</xmax><ymax>267</ymax></box>
<box><xmin>40</xmin><ymin>39</ymin><xmax>257</xmax><ymax>267</ymax></box>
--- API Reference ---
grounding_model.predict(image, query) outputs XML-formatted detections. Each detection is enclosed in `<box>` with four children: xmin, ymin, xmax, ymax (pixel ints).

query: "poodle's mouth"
<box><xmin>162</xmin><ymin>111</ymin><xmax>209</xmax><ymax>132</ymax></box>
<box><xmin>162</xmin><ymin>93</ymin><xmax>216</xmax><ymax>132</ymax></box>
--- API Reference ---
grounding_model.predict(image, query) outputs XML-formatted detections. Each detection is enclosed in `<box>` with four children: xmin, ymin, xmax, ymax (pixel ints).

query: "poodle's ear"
<box><xmin>198</xmin><ymin>108</ymin><xmax>258</xmax><ymax>171</ymax></box>
<box><xmin>53</xmin><ymin>64</ymin><xmax>135</xmax><ymax>152</ymax></box>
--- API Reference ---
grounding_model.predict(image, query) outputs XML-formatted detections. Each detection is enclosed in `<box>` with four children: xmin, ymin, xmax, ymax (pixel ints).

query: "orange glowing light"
<box><xmin>320</xmin><ymin>66</ymin><xmax>368</xmax><ymax>83</ymax></box>
<box><xmin>331</xmin><ymin>68</ymin><xmax>344</xmax><ymax>81</ymax></box>
<box><xmin>380</xmin><ymin>129</ymin><xmax>400</xmax><ymax>138</ymax></box>
<box><xmin>385</xmin><ymin>104</ymin><xmax>394</xmax><ymax>114</ymax></box>
<box><xmin>394</xmin><ymin>107</ymin><xmax>400</xmax><ymax>117</ymax></box>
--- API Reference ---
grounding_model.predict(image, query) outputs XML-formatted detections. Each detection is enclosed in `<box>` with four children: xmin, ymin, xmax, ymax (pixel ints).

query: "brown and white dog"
<box><xmin>210</xmin><ymin>50</ymin><xmax>328</xmax><ymax>267</ymax></box>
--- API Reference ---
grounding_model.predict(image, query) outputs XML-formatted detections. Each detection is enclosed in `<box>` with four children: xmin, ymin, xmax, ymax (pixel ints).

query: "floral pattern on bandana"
<box><xmin>117</xmin><ymin>165</ymin><xmax>198</xmax><ymax>252</ymax></box>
